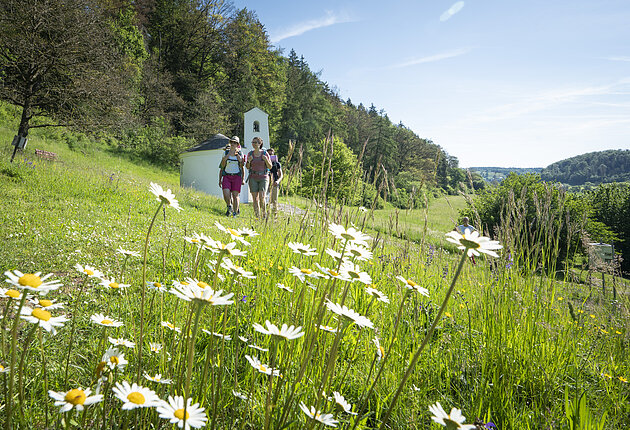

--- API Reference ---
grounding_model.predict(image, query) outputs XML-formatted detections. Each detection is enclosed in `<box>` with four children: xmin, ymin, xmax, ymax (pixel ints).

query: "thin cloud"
<box><xmin>270</xmin><ymin>11</ymin><xmax>357</xmax><ymax>43</ymax></box>
<box><xmin>602</xmin><ymin>56</ymin><xmax>630</xmax><ymax>62</ymax></box>
<box><xmin>440</xmin><ymin>1</ymin><xmax>465</xmax><ymax>22</ymax></box>
<box><xmin>390</xmin><ymin>48</ymin><xmax>471</xmax><ymax>69</ymax></box>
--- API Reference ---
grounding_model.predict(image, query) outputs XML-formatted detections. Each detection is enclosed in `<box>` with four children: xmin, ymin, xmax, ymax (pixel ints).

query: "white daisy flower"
<box><xmin>276</xmin><ymin>283</ymin><xmax>293</xmax><ymax>293</ymax></box>
<box><xmin>319</xmin><ymin>325</ymin><xmax>338</xmax><ymax>334</ymax></box>
<box><xmin>149</xmin><ymin>342</ymin><xmax>163</xmax><ymax>353</ymax></box>
<box><xmin>252</xmin><ymin>320</ymin><xmax>305</xmax><ymax>341</ymax></box>
<box><xmin>5</xmin><ymin>270</ymin><xmax>62</xmax><ymax>294</ymax></box>
<box><xmin>102</xmin><ymin>348</ymin><xmax>128</xmax><ymax>370</ymax></box>
<box><xmin>161</xmin><ymin>321</ymin><xmax>182</xmax><ymax>333</ymax></box>
<box><xmin>315</xmin><ymin>263</ymin><xmax>352</xmax><ymax>282</ymax></box>
<box><xmin>232</xmin><ymin>390</ymin><xmax>249</xmax><ymax>400</ymax></box>
<box><xmin>325</xmin><ymin>300</ymin><xmax>373</xmax><ymax>329</ymax></box>
<box><xmin>112</xmin><ymin>381</ymin><xmax>160</xmax><ymax>410</ymax></box>
<box><xmin>149</xmin><ymin>182</ymin><xmax>182</xmax><ymax>211</ymax></box>
<box><xmin>20</xmin><ymin>307</ymin><xmax>68</xmax><ymax>335</ymax></box>
<box><xmin>288</xmin><ymin>266</ymin><xmax>325</xmax><ymax>283</ymax></box>
<box><xmin>183</xmin><ymin>277</ymin><xmax>212</xmax><ymax>290</ymax></box>
<box><xmin>325</xmin><ymin>248</ymin><xmax>348</xmax><ymax>265</ymax></box>
<box><xmin>339</xmin><ymin>261</ymin><xmax>372</xmax><ymax>285</ymax></box>
<box><xmin>235</xmin><ymin>227</ymin><xmax>258</xmax><ymax>238</ymax></box>
<box><xmin>90</xmin><ymin>313</ymin><xmax>124</xmax><ymax>328</ymax></box>
<box><xmin>245</xmin><ymin>355</ymin><xmax>281</xmax><ymax>377</ymax></box>
<box><xmin>169</xmin><ymin>283</ymin><xmax>234</xmax><ymax>306</ymax></box>
<box><xmin>99</xmin><ymin>277</ymin><xmax>130</xmax><ymax>292</ymax></box>
<box><xmin>156</xmin><ymin>396</ymin><xmax>207</xmax><ymax>429</ymax></box>
<box><xmin>299</xmin><ymin>402</ymin><xmax>338</xmax><ymax>427</ymax></box>
<box><xmin>396</xmin><ymin>276</ymin><xmax>429</xmax><ymax>297</ymax></box>
<box><xmin>248</xmin><ymin>344</ymin><xmax>269</xmax><ymax>352</ymax></box>
<box><xmin>328</xmin><ymin>223</ymin><xmax>371</xmax><ymax>247</ymax></box>
<box><xmin>30</xmin><ymin>297</ymin><xmax>64</xmax><ymax>310</ymax></box>
<box><xmin>147</xmin><ymin>281</ymin><xmax>168</xmax><ymax>292</ymax></box>
<box><xmin>0</xmin><ymin>288</ymin><xmax>24</xmax><ymax>300</ymax></box>
<box><xmin>108</xmin><ymin>337</ymin><xmax>135</xmax><ymax>348</ymax></box>
<box><xmin>48</xmin><ymin>388</ymin><xmax>103</xmax><ymax>412</ymax></box>
<box><xmin>238</xmin><ymin>336</ymin><xmax>249</xmax><ymax>343</ymax></box>
<box><xmin>287</xmin><ymin>242</ymin><xmax>318</xmax><ymax>256</ymax></box>
<box><xmin>365</xmin><ymin>287</ymin><xmax>389</xmax><ymax>303</ymax></box>
<box><xmin>202</xmin><ymin>329</ymin><xmax>232</xmax><ymax>340</ymax></box>
<box><xmin>358</xmin><ymin>206</ymin><xmax>368</xmax><ymax>213</ymax></box>
<box><xmin>331</xmin><ymin>392</ymin><xmax>357</xmax><ymax>415</ymax></box>
<box><xmin>144</xmin><ymin>373</ymin><xmax>172</xmax><ymax>384</ymax></box>
<box><xmin>0</xmin><ymin>364</ymin><xmax>10</xmax><ymax>373</ymax></box>
<box><xmin>215</xmin><ymin>221</ymin><xmax>251</xmax><ymax>246</ymax></box>
<box><xmin>74</xmin><ymin>264</ymin><xmax>103</xmax><ymax>278</ymax></box>
<box><xmin>221</xmin><ymin>258</ymin><xmax>256</xmax><ymax>279</ymax></box>
<box><xmin>445</xmin><ymin>230</ymin><xmax>502</xmax><ymax>258</ymax></box>
<box><xmin>116</xmin><ymin>248</ymin><xmax>141</xmax><ymax>258</ymax></box>
<box><xmin>372</xmin><ymin>337</ymin><xmax>385</xmax><ymax>361</ymax></box>
<box><xmin>184</xmin><ymin>233</ymin><xmax>205</xmax><ymax>246</ymax></box>
<box><xmin>428</xmin><ymin>402</ymin><xmax>476</xmax><ymax>430</ymax></box>
<box><xmin>345</xmin><ymin>243</ymin><xmax>373</xmax><ymax>261</ymax></box>
<box><xmin>204</xmin><ymin>239</ymin><xmax>246</xmax><ymax>257</ymax></box>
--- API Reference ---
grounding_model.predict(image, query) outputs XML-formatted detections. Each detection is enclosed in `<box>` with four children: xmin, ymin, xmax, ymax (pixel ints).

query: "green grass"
<box><xmin>0</xmin><ymin>113</ymin><xmax>629</xmax><ymax>429</ymax></box>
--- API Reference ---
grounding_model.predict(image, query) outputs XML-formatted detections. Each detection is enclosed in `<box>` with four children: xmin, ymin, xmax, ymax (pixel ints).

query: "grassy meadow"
<box><xmin>0</xmin><ymin>114</ymin><xmax>629</xmax><ymax>429</ymax></box>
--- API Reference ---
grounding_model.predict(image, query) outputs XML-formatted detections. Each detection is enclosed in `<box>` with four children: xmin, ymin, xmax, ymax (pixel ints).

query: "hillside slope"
<box><xmin>541</xmin><ymin>149</ymin><xmax>630</xmax><ymax>185</ymax></box>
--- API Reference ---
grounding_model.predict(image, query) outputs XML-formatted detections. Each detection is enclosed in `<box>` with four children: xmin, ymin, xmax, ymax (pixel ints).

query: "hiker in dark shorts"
<box><xmin>246</xmin><ymin>137</ymin><xmax>272</xmax><ymax>219</ymax></box>
<box><xmin>219</xmin><ymin>136</ymin><xmax>244</xmax><ymax>217</ymax></box>
<box><xmin>267</xmin><ymin>148</ymin><xmax>283</xmax><ymax>217</ymax></box>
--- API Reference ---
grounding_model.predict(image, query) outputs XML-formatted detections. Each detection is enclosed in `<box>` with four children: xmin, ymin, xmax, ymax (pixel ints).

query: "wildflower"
<box><xmin>619</xmin><ymin>376</ymin><xmax>628</xmax><ymax>383</ymax></box>
<box><xmin>276</xmin><ymin>283</ymin><xmax>294</xmax><ymax>293</ymax></box>
<box><xmin>49</xmin><ymin>388</ymin><xmax>103</xmax><ymax>412</ymax></box>
<box><xmin>358</xmin><ymin>206</ymin><xmax>368</xmax><ymax>213</ymax></box>
<box><xmin>99</xmin><ymin>277</ymin><xmax>130</xmax><ymax>292</ymax></box>
<box><xmin>5</xmin><ymin>270</ymin><xmax>62</xmax><ymax>294</ymax></box>
<box><xmin>169</xmin><ymin>283</ymin><xmax>234</xmax><ymax>306</ymax></box>
<box><xmin>315</xmin><ymin>263</ymin><xmax>351</xmax><ymax>281</ymax></box>
<box><xmin>365</xmin><ymin>287</ymin><xmax>389</xmax><ymax>303</ymax></box>
<box><xmin>156</xmin><ymin>396</ymin><xmax>207</xmax><ymax>429</ymax></box>
<box><xmin>74</xmin><ymin>264</ymin><xmax>103</xmax><ymax>278</ymax></box>
<box><xmin>20</xmin><ymin>307</ymin><xmax>68</xmax><ymax>335</ymax></box>
<box><xmin>112</xmin><ymin>381</ymin><xmax>160</xmax><ymax>410</ymax></box>
<box><xmin>108</xmin><ymin>337</ymin><xmax>135</xmax><ymax>348</ymax></box>
<box><xmin>149</xmin><ymin>182</ymin><xmax>182</xmax><ymax>211</ymax></box>
<box><xmin>346</xmin><ymin>243</ymin><xmax>373</xmax><ymax>261</ymax></box>
<box><xmin>147</xmin><ymin>281</ymin><xmax>168</xmax><ymax>292</ymax></box>
<box><xmin>204</xmin><ymin>239</ymin><xmax>246</xmax><ymax>257</ymax></box>
<box><xmin>144</xmin><ymin>373</ymin><xmax>172</xmax><ymax>384</ymax></box>
<box><xmin>329</xmin><ymin>223</ymin><xmax>371</xmax><ymax>247</ymax></box>
<box><xmin>236</xmin><ymin>227</ymin><xmax>259</xmax><ymax>238</ymax></box>
<box><xmin>331</xmin><ymin>392</ymin><xmax>357</xmax><ymax>415</ymax></box>
<box><xmin>232</xmin><ymin>390</ymin><xmax>248</xmax><ymax>400</ymax></box>
<box><xmin>445</xmin><ymin>230</ymin><xmax>502</xmax><ymax>258</ymax></box>
<box><xmin>340</xmin><ymin>261</ymin><xmax>372</xmax><ymax>285</ymax></box>
<box><xmin>396</xmin><ymin>276</ymin><xmax>429</xmax><ymax>297</ymax></box>
<box><xmin>245</xmin><ymin>355</ymin><xmax>281</xmax><ymax>376</ymax></box>
<box><xmin>214</xmin><ymin>221</ymin><xmax>250</xmax><ymax>246</ymax></box>
<box><xmin>150</xmin><ymin>342</ymin><xmax>163</xmax><ymax>353</ymax></box>
<box><xmin>238</xmin><ymin>336</ymin><xmax>249</xmax><ymax>343</ymax></box>
<box><xmin>373</xmin><ymin>337</ymin><xmax>385</xmax><ymax>360</ymax></box>
<box><xmin>30</xmin><ymin>297</ymin><xmax>64</xmax><ymax>310</ymax></box>
<box><xmin>287</xmin><ymin>242</ymin><xmax>318</xmax><ymax>256</ymax></box>
<box><xmin>161</xmin><ymin>321</ymin><xmax>182</xmax><ymax>333</ymax></box>
<box><xmin>602</xmin><ymin>373</ymin><xmax>612</xmax><ymax>379</ymax></box>
<box><xmin>289</xmin><ymin>266</ymin><xmax>325</xmax><ymax>283</ymax></box>
<box><xmin>90</xmin><ymin>313</ymin><xmax>124</xmax><ymax>328</ymax></box>
<box><xmin>325</xmin><ymin>300</ymin><xmax>373</xmax><ymax>329</ymax></box>
<box><xmin>102</xmin><ymin>348</ymin><xmax>128</xmax><ymax>371</ymax></box>
<box><xmin>248</xmin><ymin>344</ymin><xmax>269</xmax><ymax>352</ymax></box>
<box><xmin>184</xmin><ymin>233</ymin><xmax>204</xmax><ymax>246</ymax></box>
<box><xmin>325</xmin><ymin>248</ymin><xmax>347</xmax><ymax>265</ymax></box>
<box><xmin>221</xmin><ymin>258</ymin><xmax>256</xmax><ymax>279</ymax></box>
<box><xmin>319</xmin><ymin>325</ymin><xmax>338</xmax><ymax>333</ymax></box>
<box><xmin>116</xmin><ymin>248</ymin><xmax>141</xmax><ymax>258</ymax></box>
<box><xmin>0</xmin><ymin>288</ymin><xmax>24</xmax><ymax>300</ymax></box>
<box><xmin>253</xmin><ymin>320</ymin><xmax>305</xmax><ymax>341</ymax></box>
<box><xmin>299</xmin><ymin>402</ymin><xmax>338</xmax><ymax>427</ymax></box>
<box><xmin>0</xmin><ymin>364</ymin><xmax>10</xmax><ymax>373</ymax></box>
<box><xmin>428</xmin><ymin>402</ymin><xmax>476</xmax><ymax>430</ymax></box>
<box><xmin>202</xmin><ymin>329</ymin><xmax>232</xmax><ymax>340</ymax></box>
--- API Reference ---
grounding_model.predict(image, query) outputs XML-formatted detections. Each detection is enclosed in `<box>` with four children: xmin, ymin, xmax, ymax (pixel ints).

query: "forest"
<box><xmin>541</xmin><ymin>149</ymin><xmax>630</xmax><ymax>186</ymax></box>
<box><xmin>0</xmin><ymin>0</ymin><xmax>480</xmax><ymax>209</ymax></box>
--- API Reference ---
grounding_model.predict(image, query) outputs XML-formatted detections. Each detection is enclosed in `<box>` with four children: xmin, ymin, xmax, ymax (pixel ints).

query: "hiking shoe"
<box><xmin>232</xmin><ymin>210</ymin><xmax>240</xmax><ymax>217</ymax></box>
<box><xmin>226</xmin><ymin>205</ymin><xmax>232</xmax><ymax>216</ymax></box>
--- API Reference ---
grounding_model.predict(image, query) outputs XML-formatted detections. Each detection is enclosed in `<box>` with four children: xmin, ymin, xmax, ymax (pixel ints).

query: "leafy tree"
<box><xmin>0</xmin><ymin>0</ymin><xmax>132</xmax><ymax>146</ymax></box>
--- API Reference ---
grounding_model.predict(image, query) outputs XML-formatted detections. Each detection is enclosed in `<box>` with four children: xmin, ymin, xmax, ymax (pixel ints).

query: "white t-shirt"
<box><xmin>224</xmin><ymin>155</ymin><xmax>241</xmax><ymax>174</ymax></box>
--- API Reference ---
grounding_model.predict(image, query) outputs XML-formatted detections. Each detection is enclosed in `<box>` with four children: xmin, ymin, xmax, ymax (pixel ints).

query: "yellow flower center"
<box><xmin>84</xmin><ymin>269</ymin><xmax>94</xmax><ymax>276</ymax></box>
<box><xmin>228</xmin><ymin>228</ymin><xmax>241</xmax><ymax>236</ymax></box>
<box><xmin>301</xmin><ymin>269</ymin><xmax>313</xmax><ymax>274</ymax></box>
<box><xmin>39</xmin><ymin>299</ymin><xmax>53</xmax><ymax>307</ymax></box>
<box><xmin>109</xmin><ymin>283</ymin><xmax>119</xmax><ymax>289</ymax></box>
<box><xmin>259</xmin><ymin>365</ymin><xmax>267</xmax><ymax>372</ymax></box>
<box><xmin>328</xmin><ymin>270</ymin><xmax>339</xmax><ymax>276</ymax></box>
<box><xmin>153</xmin><ymin>282</ymin><xmax>162</xmax><ymax>288</ymax></box>
<box><xmin>181</xmin><ymin>281</ymin><xmax>189</xmax><ymax>286</ymax></box>
<box><xmin>18</xmin><ymin>274</ymin><xmax>42</xmax><ymax>288</ymax></box>
<box><xmin>197</xmin><ymin>282</ymin><xmax>209</xmax><ymax>289</ymax></box>
<box><xmin>6</xmin><ymin>289</ymin><xmax>20</xmax><ymax>298</ymax></box>
<box><xmin>64</xmin><ymin>389</ymin><xmax>86</xmax><ymax>405</ymax></box>
<box><xmin>127</xmin><ymin>392</ymin><xmax>145</xmax><ymax>405</ymax></box>
<box><xmin>174</xmin><ymin>409</ymin><xmax>190</xmax><ymax>420</ymax></box>
<box><xmin>406</xmin><ymin>279</ymin><xmax>417</xmax><ymax>287</ymax></box>
<box><xmin>110</xmin><ymin>356</ymin><xmax>120</xmax><ymax>365</ymax></box>
<box><xmin>32</xmin><ymin>308</ymin><xmax>51</xmax><ymax>321</ymax></box>
<box><xmin>191</xmin><ymin>239</ymin><xmax>200</xmax><ymax>243</ymax></box>
<box><xmin>102</xmin><ymin>319</ymin><xmax>113</xmax><ymax>325</ymax></box>
<box><xmin>167</xmin><ymin>323</ymin><xmax>175</xmax><ymax>329</ymax></box>
<box><xmin>0</xmin><ymin>365</ymin><xmax>4</xmax><ymax>371</ymax></box>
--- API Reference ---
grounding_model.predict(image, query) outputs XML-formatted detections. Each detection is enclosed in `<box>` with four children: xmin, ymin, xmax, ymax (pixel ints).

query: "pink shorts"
<box><xmin>222</xmin><ymin>174</ymin><xmax>242</xmax><ymax>192</ymax></box>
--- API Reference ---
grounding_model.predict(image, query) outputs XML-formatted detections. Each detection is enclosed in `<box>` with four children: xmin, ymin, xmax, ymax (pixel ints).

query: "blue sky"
<box><xmin>232</xmin><ymin>0</ymin><xmax>630</xmax><ymax>167</ymax></box>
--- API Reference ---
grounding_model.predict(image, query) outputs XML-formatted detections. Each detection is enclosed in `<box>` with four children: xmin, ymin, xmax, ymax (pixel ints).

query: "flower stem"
<box><xmin>5</xmin><ymin>292</ymin><xmax>28</xmax><ymax>430</ymax></box>
<box><xmin>378</xmin><ymin>251</ymin><xmax>468</xmax><ymax>429</ymax></box>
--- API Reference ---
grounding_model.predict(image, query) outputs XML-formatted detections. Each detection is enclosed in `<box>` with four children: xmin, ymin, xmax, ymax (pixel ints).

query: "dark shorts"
<box><xmin>222</xmin><ymin>175</ymin><xmax>242</xmax><ymax>193</ymax></box>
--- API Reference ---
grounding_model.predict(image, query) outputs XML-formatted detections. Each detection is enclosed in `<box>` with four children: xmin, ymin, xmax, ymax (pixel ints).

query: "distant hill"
<box><xmin>541</xmin><ymin>149</ymin><xmax>630</xmax><ymax>185</ymax></box>
<box><xmin>468</xmin><ymin>167</ymin><xmax>543</xmax><ymax>182</ymax></box>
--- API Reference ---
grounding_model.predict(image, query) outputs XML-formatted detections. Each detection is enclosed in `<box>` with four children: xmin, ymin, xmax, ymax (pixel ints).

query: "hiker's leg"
<box><xmin>231</xmin><ymin>191</ymin><xmax>240</xmax><ymax>214</ymax></box>
<box><xmin>222</xmin><ymin>187</ymin><xmax>231</xmax><ymax>206</ymax></box>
